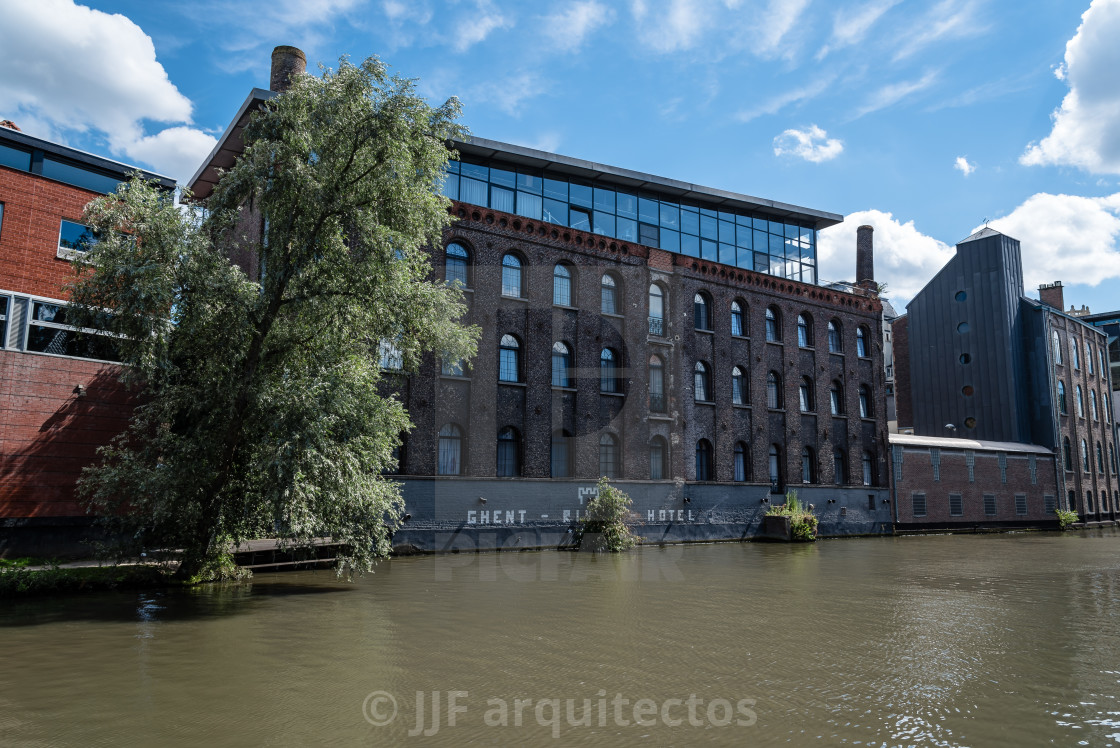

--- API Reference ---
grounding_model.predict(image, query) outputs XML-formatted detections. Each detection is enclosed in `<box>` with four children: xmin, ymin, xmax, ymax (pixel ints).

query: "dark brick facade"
<box><xmin>390</xmin><ymin>201</ymin><xmax>890</xmax><ymax>493</ymax></box>
<box><xmin>1049</xmin><ymin>314</ymin><xmax>1119</xmax><ymax>520</ymax></box>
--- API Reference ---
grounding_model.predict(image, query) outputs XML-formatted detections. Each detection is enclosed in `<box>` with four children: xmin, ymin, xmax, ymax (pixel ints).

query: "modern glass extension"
<box><xmin>441</xmin><ymin>158</ymin><xmax>819</xmax><ymax>284</ymax></box>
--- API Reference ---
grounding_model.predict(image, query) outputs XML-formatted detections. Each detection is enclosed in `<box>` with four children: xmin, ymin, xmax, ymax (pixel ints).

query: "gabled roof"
<box><xmin>957</xmin><ymin>226</ymin><xmax>1004</xmax><ymax>244</ymax></box>
<box><xmin>187</xmin><ymin>88</ymin><xmax>276</xmax><ymax>200</ymax></box>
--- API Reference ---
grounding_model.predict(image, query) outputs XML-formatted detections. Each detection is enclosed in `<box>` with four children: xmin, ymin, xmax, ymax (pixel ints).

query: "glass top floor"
<box><xmin>440</xmin><ymin>146</ymin><xmax>834</xmax><ymax>286</ymax></box>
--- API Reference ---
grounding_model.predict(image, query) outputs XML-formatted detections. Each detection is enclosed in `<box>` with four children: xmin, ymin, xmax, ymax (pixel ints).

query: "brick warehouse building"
<box><xmin>189</xmin><ymin>48</ymin><xmax>894</xmax><ymax>549</ymax></box>
<box><xmin>891</xmin><ymin>227</ymin><xmax>1117</xmax><ymax>529</ymax></box>
<box><xmin>0</xmin><ymin>123</ymin><xmax>175</xmax><ymax>556</ymax></box>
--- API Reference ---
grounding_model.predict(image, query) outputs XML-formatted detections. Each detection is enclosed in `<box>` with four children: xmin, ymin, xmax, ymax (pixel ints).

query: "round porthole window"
<box><xmin>960</xmin><ymin>353</ymin><xmax>971</xmax><ymax>364</ymax></box>
<box><xmin>957</xmin><ymin>322</ymin><xmax>970</xmax><ymax>333</ymax></box>
<box><xmin>964</xmin><ymin>417</ymin><xmax>977</xmax><ymax>429</ymax></box>
<box><xmin>955</xmin><ymin>291</ymin><xmax>967</xmax><ymax>302</ymax></box>
<box><xmin>962</xmin><ymin>385</ymin><xmax>974</xmax><ymax>396</ymax></box>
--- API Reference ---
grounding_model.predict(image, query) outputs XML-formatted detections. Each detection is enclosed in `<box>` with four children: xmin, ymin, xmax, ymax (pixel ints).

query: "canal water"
<box><xmin>3</xmin><ymin>532</ymin><xmax>1120</xmax><ymax>746</ymax></box>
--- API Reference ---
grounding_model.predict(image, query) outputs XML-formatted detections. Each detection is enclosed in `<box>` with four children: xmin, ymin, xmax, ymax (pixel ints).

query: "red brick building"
<box><xmin>889</xmin><ymin>434</ymin><xmax>1058</xmax><ymax>529</ymax></box>
<box><xmin>0</xmin><ymin>124</ymin><xmax>173</xmax><ymax>557</ymax></box>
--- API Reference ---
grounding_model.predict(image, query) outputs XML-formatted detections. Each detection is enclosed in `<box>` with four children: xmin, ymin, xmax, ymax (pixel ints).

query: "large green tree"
<box><xmin>68</xmin><ymin>57</ymin><xmax>477</xmax><ymax>581</ymax></box>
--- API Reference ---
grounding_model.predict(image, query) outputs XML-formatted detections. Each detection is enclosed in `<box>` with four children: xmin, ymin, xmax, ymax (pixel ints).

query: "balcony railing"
<box><xmin>649</xmin><ymin>393</ymin><xmax>666</xmax><ymax>413</ymax></box>
<box><xmin>648</xmin><ymin>316</ymin><xmax>665</xmax><ymax>336</ymax></box>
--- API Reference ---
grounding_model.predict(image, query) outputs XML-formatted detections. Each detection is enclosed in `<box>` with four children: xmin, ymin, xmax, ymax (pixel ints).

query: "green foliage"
<box><xmin>0</xmin><ymin>564</ymin><xmax>170</xmax><ymax>598</ymax></box>
<box><xmin>1055</xmin><ymin>508</ymin><xmax>1079</xmax><ymax>530</ymax></box>
<box><xmin>66</xmin><ymin>57</ymin><xmax>477</xmax><ymax>581</ymax></box>
<box><xmin>576</xmin><ymin>477</ymin><xmax>638</xmax><ymax>552</ymax></box>
<box><xmin>765</xmin><ymin>490</ymin><xmax>819</xmax><ymax>541</ymax></box>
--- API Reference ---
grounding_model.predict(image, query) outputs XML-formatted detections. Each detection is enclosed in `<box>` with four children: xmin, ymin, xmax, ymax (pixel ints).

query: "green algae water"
<box><xmin>3</xmin><ymin>531</ymin><xmax>1120</xmax><ymax>746</ymax></box>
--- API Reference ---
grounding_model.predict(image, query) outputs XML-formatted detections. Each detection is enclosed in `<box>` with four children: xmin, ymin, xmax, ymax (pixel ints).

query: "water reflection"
<box><xmin>1</xmin><ymin>533</ymin><xmax>1119</xmax><ymax>746</ymax></box>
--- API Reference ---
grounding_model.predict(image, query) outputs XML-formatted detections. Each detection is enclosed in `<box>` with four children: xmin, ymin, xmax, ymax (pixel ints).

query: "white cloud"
<box><xmin>543</xmin><ymin>2</ymin><xmax>614</xmax><ymax>51</ymax></box>
<box><xmin>818</xmin><ymin>0</ymin><xmax>900</xmax><ymax>59</ymax></box>
<box><xmin>466</xmin><ymin>72</ymin><xmax>543</xmax><ymax>117</ymax></box>
<box><xmin>1021</xmin><ymin>0</ymin><xmax>1120</xmax><ymax>174</ymax></box>
<box><xmin>454</xmin><ymin>2</ymin><xmax>514</xmax><ymax>52</ymax></box>
<box><xmin>954</xmin><ymin>156</ymin><xmax>976</xmax><ymax>176</ymax></box>
<box><xmin>630</xmin><ymin>0</ymin><xmax>710</xmax><ymax>53</ymax></box>
<box><xmin>819</xmin><ymin>194</ymin><xmax>1120</xmax><ymax>307</ymax></box>
<box><xmin>818</xmin><ymin>210</ymin><xmax>954</xmax><ymax>305</ymax></box>
<box><xmin>772</xmin><ymin>125</ymin><xmax>844</xmax><ymax>163</ymax></box>
<box><xmin>736</xmin><ymin>75</ymin><xmax>835</xmax><ymax>122</ymax></box>
<box><xmin>852</xmin><ymin>71</ymin><xmax>938</xmax><ymax>118</ymax></box>
<box><xmin>127</xmin><ymin>127</ymin><xmax>220</xmax><ymax>185</ymax></box>
<box><xmin>513</xmin><ymin>132</ymin><xmax>562</xmax><ymax>154</ymax></box>
<box><xmin>892</xmin><ymin>0</ymin><xmax>985</xmax><ymax>61</ymax></box>
<box><xmin>983</xmin><ymin>192</ymin><xmax>1120</xmax><ymax>291</ymax></box>
<box><xmin>753</xmin><ymin>0</ymin><xmax>812</xmax><ymax>59</ymax></box>
<box><xmin>0</xmin><ymin>0</ymin><xmax>215</xmax><ymax>183</ymax></box>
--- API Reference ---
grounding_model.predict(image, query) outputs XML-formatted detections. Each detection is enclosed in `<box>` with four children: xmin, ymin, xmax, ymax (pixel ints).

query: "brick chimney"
<box><xmin>270</xmin><ymin>46</ymin><xmax>307</xmax><ymax>93</ymax></box>
<box><xmin>856</xmin><ymin>224</ymin><xmax>875</xmax><ymax>290</ymax></box>
<box><xmin>1038</xmin><ymin>281</ymin><xmax>1064</xmax><ymax>311</ymax></box>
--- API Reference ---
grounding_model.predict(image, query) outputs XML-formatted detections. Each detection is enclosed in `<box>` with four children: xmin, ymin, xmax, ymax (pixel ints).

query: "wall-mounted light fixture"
<box><xmin>402</xmin><ymin>513</ymin><xmax>412</xmax><ymax>522</ymax></box>
<box><xmin>74</xmin><ymin>384</ymin><xmax>86</xmax><ymax>397</ymax></box>
<box><xmin>683</xmin><ymin>496</ymin><xmax>691</xmax><ymax>504</ymax></box>
<box><xmin>478</xmin><ymin>497</ymin><xmax>487</xmax><ymax>504</ymax></box>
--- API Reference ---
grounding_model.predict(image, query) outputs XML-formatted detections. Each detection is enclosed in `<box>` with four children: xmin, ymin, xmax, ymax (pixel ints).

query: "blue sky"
<box><xmin>3</xmin><ymin>0</ymin><xmax>1120</xmax><ymax>310</ymax></box>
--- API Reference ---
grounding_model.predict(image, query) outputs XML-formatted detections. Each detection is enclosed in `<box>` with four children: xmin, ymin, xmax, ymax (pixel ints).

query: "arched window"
<box><xmin>862</xmin><ymin>451</ymin><xmax>875</xmax><ymax>486</ymax></box>
<box><xmin>501</xmin><ymin>253</ymin><xmax>522</xmax><ymax>297</ymax></box>
<box><xmin>1100</xmin><ymin>347</ymin><xmax>1108</xmax><ymax>376</ymax></box>
<box><xmin>1091</xmin><ymin>390</ymin><xmax>1099</xmax><ymax>420</ymax></box>
<box><xmin>694</xmin><ymin>293</ymin><xmax>711</xmax><ymax>331</ymax></box>
<box><xmin>695</xmin><ymin>439</ymin><xmax>713</xmax><ymax>481</ymax></box>
<box><xmin>1097</xmin><ymin>442</ymin><xmax>1105</xmax><ymax>473</ymax></box>
<box><xmin>1111</xmin><ymin>442</ymin><xmax>1118</xmax><ymax>473</ymax></box>
<box><xmin>833</xmin><ymin>448</ymin><xmax>846</xmax><ymax>484</ymax></box>
<box><xmin>444</xmin><ymin>242</ymin><xmax>469</xmax><ymax>287</ymax></box>
<box><xmin>731</xmin><ymin>301</ymin><xmax>745</xmax><ymax>336</ymax></box>
<box><xmin>553</xmin><ymin>264</ymin><xmax>572</xmax><ymax>306</ymax></box>
<box><xmin>1053</xmin><ymin>331</ymin><xmax>1062</xmax><ymax>364</ymax></box>
<box><xmin>767</xmin><ymin>371</ymin><xmax>782</xmax><ymax>409</ymax></box>
<box><xmin>599</xmin><ymin>433</ymin><xmax>620</xmax><ymax>478</ymax></box>
<box><xmin>830</xmin><ymin>381</ymin><xmax>843</xmax><ymax>416</ymax></box>
<box><xmin>649</xmin><ymin>355</ymin><xmax>666</xmax><ymax>412</ymax></box>
<box><xmin>732</xmin><ymin>366</ymin><xmax>747</xmax><ymax>405</ymax></box>
<box><xmin>694</xmin><ymin>361</ymin><xmax>711</xmax><ymax>402</ymax></box>
<box><xmin>1063</xmin><ymin>437</ymin><xmax>1073</xmax><ymax>471</ymax></box>
<box><xmin>859</xmin><ymin>384</ymin><xmax>872</xmax><ymax>418</ymax></box>
<box><xmin>1087</xmin><ymin>491</ymin><xmax>1094</xmax><ymax>513</ymax></box>
<box><xmin>799</xmin><ymin>376</ymin><xmax>814</xmax><ymax>412</ymax></box>
<box><xmin>600</xmin><ymin>348</ymin><xmax>619</xmax><ymax>393</ymax></box>
<box><xmin>497</xmin><ymin>427</ymin><xmax>520</xmax><ymax>477</ymax></box>
<box><xmin>856</xmin><ymin>326</ymin><xmax>869</xmax><ymax>357</ymax></box>
<box><xmin>797</xmin><ymin>313</ymin><xmax>812</xmax><ymax>348</ymax></box>
<box><xmin>1076</xmin><ymin>385</ymin><xmax>1084</xmax><ymax>417</ymax></box>
<box><xmin>552</xmin><ymin>341</ymin><xmax>571</xmax><ymax>387</ymax></box>
<box><xmin>766</xmin><ymin>306</ymin><xmax>781</xmax><ymax>342</ymax></box>
<box><xmin>801</xmin><ymin>446</ymin><xmax>816</xmax><ymax>483</ymax></box>
<box><xmin>551</xmin><ymin>430</ymin><xmax>572</xmax><ymax>478</ymax></box>
<box><xmin>1072</xmin><ymin>340</ymin><xmax>1080</xmax><ymax>370</ymax></box>
<box><xmin>649</xmin><ymin>284</ymin><xmax>665</xmax><ymax>335</ymax></box>
<box><xmin>827</xmin><ymin>320</ymin><xmax>842</xmax><ymax>353</ymax></box>
<box><xmin>499</xmin><ymin>334</ymin><xmax>520</xmax><ymax>382</ymax></box>
<box><xmin>1087</xmin><ymin>342</ymin><xmax>1094</xmax><ymax>374</ymax></box>
<box><xmin>768</xmin><ymin>445</ymin><xmax>782</xmax><ymax>489</ymax></box>
<box><xmin>650</xmin><ymin>436</ymin><xmax>668</xmax><ymax>480</ymax></box>
<box><xmin>1068</xmin><ymin>490</ymin><xmax>1077</xmax><ymax>512</ymax></box>
<box><xmin>734</xmin><ymin>442</ymin><xmax>749</xmax><ymax>482</ymax></box>
<box><xmin>1081</xmin><ymin>439</ymin><xmax>1090</xmax><ymax>472</ymax></box>
<box><xmin>1058</xmin><ymin>381</ymin><xmax>1067</xmax><ymax>414</ymax></box>
<box><xmin>601</xmin><ymin>274</ymin><xmax>619</xmax><ymax>315</ymax></box>
<box><xmin>438</xmin><ymin>424</ymin><xmax>463</xmax><ymax>475</ymax></box>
